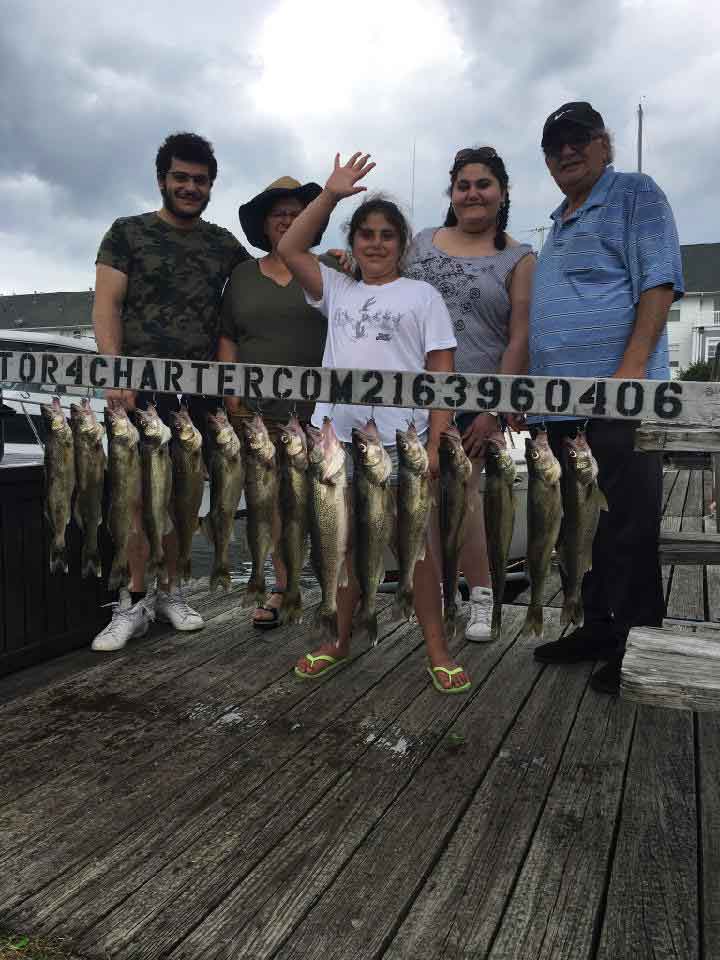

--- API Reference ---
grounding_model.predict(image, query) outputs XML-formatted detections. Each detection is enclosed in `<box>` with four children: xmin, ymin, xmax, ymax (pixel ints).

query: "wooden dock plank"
<box><xmin>382</xmin><ymin>629</ymin><xmax>612</xmax><ymax>960</ymax></box>
<box><xmin>166</xmin><ymin>610</ymin><xmax>551</xmax><ymax>960</ymax></box>
<box><xmin>480</xmin><ymin>690</ymin><xmax>636</xmax><ymax>960</ymax></box>
<box><xmin>596</xmin><ymin>706</ymin><xmax>698</xmax><ymax>960</ymax></box>
<box><xmin>13</xmin><ymin>610</ymin><xmax>421</xmax><ymax>938</ymax></box>
<box><xmin>75</xmin><ymin>609</ymin><xmax>526</xmax><ymax>960</ymax></box>
<box><xmin>666</xmin><ymin>471</ymin><xmax>704</xmax><ymax>621</ymax></box>
<box><xmin>698</xmin><ymin>713</ymin><xmax>720</xmax><ymax>960</ymax></box>
<box><xmin>664</xmin><ymin>468</ymin><xmax>690</xmax><ymax>519</ymax></box>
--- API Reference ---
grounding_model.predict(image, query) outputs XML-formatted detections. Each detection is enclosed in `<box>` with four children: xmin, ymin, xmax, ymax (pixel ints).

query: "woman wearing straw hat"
<box><xmin>217</xmin><ymin>176</ymin><xmax>339</xmax><ymax>629</ymax></box>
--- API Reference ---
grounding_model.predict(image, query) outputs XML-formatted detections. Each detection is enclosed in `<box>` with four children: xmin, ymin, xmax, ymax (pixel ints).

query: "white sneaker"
<box><xmin>155</xmin><ymin>588</ymin><xmax>204</xmax><ymax>631</ymax></box>
<box><xmin>465</xmin><ymin>586</ymin><xmax>493</xmax><ymax>642</ymax></box>
<box><xmin>92</xmin><ymin>595</ymin><xmax>152</xmax><ymax>652</ymax></box>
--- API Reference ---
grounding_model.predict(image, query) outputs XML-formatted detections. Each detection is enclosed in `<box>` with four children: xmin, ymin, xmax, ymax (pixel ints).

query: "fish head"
<box><xmin>279</xmin><ymin>415</ymin><xmax>308</xmax><ymax>465</ymax></box>
<box><xmin>172</xmin><ymin>407</ymin><xmax>202</xmax><ymax>451</ymax></box>
<box><xmin>41</xmin><ymin>397</ymin><xmax>71</xmax><ymax>437</ymax></box>
<box><xmin>563</xmin><ymin>432</ymin><xmax>598</xmax><ymax>484</ymax></box>
<box><xmin>106</xmin><ymin>405</ymin><xmax>139</xmax><ymax>447</ymax></box>
<box><xmin>352</xmin><ymin>420</ymin><xmax>391</xmax><ymax>483</ymax></box>
<box><xmin>439</xmin><ymin>425</ymin><xmax>468</xmax><ymax>470</ymax></box>
<box><xmin>242</xmin><ymin>413</ymin><xmax>275</xmax><ymax>464</ymax></box>
<box><xmin>317</xmin><ymin>418</ymin><xmax>346</xmax><ymax>482</ymax></box>
<box><xmin>396</xmin><ymin>424</ymin><xmax>428</xmax><ymax>475</ymax></box>
<box><xmin>485</xmin><ymin>436</ymin><xmax>515</xmax><ymax>480</ymax></box>
<box><xmin>525</xmin><ymin>431</ymin><xmax>561</xmax><ymax>484</ymax></box>
<box><xmin>136</xmin><ymin>405</ymin><xmax>170</xmax><ymax>446</ymax></box>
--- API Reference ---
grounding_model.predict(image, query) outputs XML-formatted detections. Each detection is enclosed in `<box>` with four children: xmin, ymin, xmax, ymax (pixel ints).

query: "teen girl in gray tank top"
<box><xmin>405</xmin><ymin>228</ymin><xmax>533</xmax><ymax>375</ymax></box>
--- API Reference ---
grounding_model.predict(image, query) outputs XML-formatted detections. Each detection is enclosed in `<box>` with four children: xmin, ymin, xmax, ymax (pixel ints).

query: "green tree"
<box><xmin>677</xmin><ymin>359</ymin><xmax>715</xmax><ymax>381</ymax></box>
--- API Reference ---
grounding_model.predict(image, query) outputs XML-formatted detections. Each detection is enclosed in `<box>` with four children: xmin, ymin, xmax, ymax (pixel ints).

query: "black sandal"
<box><xmin>253</xmin><ymin>590</ymin><xmax>285</xmax><ymax>631</ymax></box>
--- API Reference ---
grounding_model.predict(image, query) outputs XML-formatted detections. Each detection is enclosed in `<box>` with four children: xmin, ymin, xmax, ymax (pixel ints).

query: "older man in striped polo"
<box><xmin>529</xmin><ymin>101</ymin><xmax>684</xmax><ymax>694</ymax></box>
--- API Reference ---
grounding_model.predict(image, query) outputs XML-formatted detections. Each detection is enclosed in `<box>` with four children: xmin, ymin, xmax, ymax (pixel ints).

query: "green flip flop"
<box><xmin>427</xmin><ymin>664</ymin><xmax>471</xmax><ymax>694</ymax></box>
<box><xmin>294</xmin><ymin>653</ymin><xmax>348</xmax><ymax>680</ymax></box>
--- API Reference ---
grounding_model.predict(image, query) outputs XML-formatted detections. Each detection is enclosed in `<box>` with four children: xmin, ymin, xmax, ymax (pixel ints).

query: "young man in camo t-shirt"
<box><xmin>92</xmin><ymin>132</ymin><xmax>249</xmax><ymax>652</ymax></box>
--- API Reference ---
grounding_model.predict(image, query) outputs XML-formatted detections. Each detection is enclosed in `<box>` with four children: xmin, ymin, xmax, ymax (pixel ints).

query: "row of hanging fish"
<box><xmin>523</xmin><ymin>429</ymin><xmax>608</xmax><ymax>638</ymax></box>
<box><xmin>43</xmin><ymin>394</ymin><xmax>607</xmax><ymax>645</ymax></box>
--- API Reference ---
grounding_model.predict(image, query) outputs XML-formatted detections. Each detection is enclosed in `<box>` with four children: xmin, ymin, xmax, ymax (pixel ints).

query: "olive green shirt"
<box><xmin>219</xmin><ymin>256</ymin><xmax>339</xmax><ymax>421</ymax></box>
<box><xmin>96</xmin><ymin>212</ymin><xmax>248</xmax><ymax>362</ymax></box>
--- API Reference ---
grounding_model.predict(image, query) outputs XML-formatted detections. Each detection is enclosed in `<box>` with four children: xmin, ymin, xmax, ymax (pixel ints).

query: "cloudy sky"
<box><xmin>2</xmin><ymin>0</ymin><xmax>719</xmax><ymax>294</ymax></box>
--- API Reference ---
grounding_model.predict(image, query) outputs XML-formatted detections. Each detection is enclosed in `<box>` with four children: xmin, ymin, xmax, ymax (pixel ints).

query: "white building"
<box><xmin>667</xmin><ymin>243</ymin><xmax>720</xmax><ymax>375</ymax></box>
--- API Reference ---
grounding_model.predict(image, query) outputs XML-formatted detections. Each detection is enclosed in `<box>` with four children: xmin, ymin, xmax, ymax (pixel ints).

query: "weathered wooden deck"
<box><xmin>0</xmin><ymin>466</ymin><xmax>717</xmax><ymax>959</ymax></box>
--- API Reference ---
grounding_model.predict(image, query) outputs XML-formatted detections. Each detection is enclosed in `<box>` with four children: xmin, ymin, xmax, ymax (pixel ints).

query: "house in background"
<box><xmin>0</xmin><ymin>291</ymin><xmax>94</xmax><ymax>337</ymax></box>
<box><xmin>667</xmin><ymin>243</ymin><xmax>720</xmax><ymax>374</ymax></box>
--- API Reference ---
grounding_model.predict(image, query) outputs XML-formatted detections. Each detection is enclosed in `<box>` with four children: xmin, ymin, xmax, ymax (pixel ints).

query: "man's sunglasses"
<box><xmin>543</xmin><ymin>130</ymin><xmax>602</xmax><ymax>159</ymax></box>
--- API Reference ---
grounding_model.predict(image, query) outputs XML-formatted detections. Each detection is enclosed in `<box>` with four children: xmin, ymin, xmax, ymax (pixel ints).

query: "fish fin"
<box><xmin>338</xmin><ymin>558</ymin><xmax>349</xmax><ymax>590</ymax></box>
<box><xmin>392</xmin><ymin>585</ymin><xmax>414</xmax><ymax>622</ymax></box>
<box><xmin>200</xmin><ymin>514</ymin><xmax>214</xmax><ymax>545</ymax></box>
<box><xmin>596</xmin><ymin>489</ymin><xmax>609</xmax><ymax>512</ymax></box>
<box><xmin>491</xmin><ymin>602</ymin><xmax>503</xmax><ymax>640</ymax></box>
<box><xmin>164</xmin><ymin>512</ymin><xmax>174</xmax><ymax>536</ymax></box>
<box><xmin>280</xmin><ymin>590</ymin><xmax>303</xmax><ymax>625</ymax></box>
<box><xmin>73</xmin><ymin>501</ymin><xmax>84</xmax><ymax>531</ymax></box>
<box><xmin>178</xmin><ymin>557</ymin><xmax>192</xmax><ymax>584</ymax></box>
<box><xmin>521</xmin><ymin>604</ymin><xmax>544</xmax><ymax>639</ymax></box>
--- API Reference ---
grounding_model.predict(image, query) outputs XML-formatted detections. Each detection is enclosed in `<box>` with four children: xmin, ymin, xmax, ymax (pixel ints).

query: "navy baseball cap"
<box><xmin>541</xmin><ymin>102</ymin><xmax>605</xmax><ymax>149</ymax></box>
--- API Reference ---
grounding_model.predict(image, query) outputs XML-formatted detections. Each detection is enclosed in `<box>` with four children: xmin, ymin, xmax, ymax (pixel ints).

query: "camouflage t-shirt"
<box><xmin>96</xmin><ymin>213</ymin><xmax>249</xmax><ymax>361</ymax></box>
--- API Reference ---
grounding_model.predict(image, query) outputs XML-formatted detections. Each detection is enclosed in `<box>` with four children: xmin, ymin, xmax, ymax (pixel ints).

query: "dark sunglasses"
<box><xmin>453</xmin><ymin>146</ymin><xmax>498</xmax><ymax>166</ymax></box>
<box><xmin>543</xmin><ymin>129</ymin><xmax>601</xmax><ymax>159</ymax></box>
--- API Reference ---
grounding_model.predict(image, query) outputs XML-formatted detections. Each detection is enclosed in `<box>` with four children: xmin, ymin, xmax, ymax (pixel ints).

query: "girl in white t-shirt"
<box><xmin>278</xmin><ymin>152</ymin><xmax>471</xmax><ymax>694</ymax></box>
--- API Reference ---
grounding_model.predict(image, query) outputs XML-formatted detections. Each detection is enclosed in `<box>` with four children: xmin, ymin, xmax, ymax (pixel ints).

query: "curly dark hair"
<box><xmin>155</xmin><ymin>132</ymin><xmax>218</xmax><ymax>183</ymax></box>
<box><xmin>345</xmin><ymin>195</ymin><xmax>411</xmax><ymax>275</ymax></box>
<box><xmin>444</xmin><ymin>146</ymin><xmax>510</xmax><ymax>250</ymax></box>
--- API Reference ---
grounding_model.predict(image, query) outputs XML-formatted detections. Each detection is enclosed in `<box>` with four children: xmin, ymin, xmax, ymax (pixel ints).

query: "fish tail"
<box><xmin>560</xmin><ymin>597</ymin><xmax>584</xmax><ymax>628</ymax></box>
<box><xmin>280</xmin><ymin>589</ymin><xmax>303</xmax><ymax>625</ymax></box>
<box><xmin>491</xmin><ymin>602</ymin><xmax>503</xmax><ymax>641</ymax></box>
<box><xmin>354</xmin><ymin>606</ymin><xmax>378</xmax><ymax>647</ymax></box>
<box><xmin>392</xmin><ymin>583</ymin><xmax>414</xmax><ymax>622</ymax></box>
<box><xmin>521</xmin><ymin>604</ymin><xmax>544</xmax><ymax>639</ymax></box>
<box><xmin>81</xmin><ymin>545</ymin><xmax>102</xmax><ymax>579</ymax></box>
<box><xmin>314</xmin><ymin>608</ymin><xmax>339</xmax><ymax>645</ymax></box>
<box><xmin>210</xmin><ymin>564</ymin><xmax>231</xmax><ymax>592</ymax></box>
<box><xmin>242</xmin><ymin>575</ymin><xmax>265</xmax><ymax>607</ymax></box>
<box><xmin>177</xmin><ymin>555</ymin><xmax>192</xmax><ymax>584</ymax></box>
<box><xmin>108</xmin><ymin>557</ymin><xmax>129</xmax><ymax>592</ymax></box>
<box><xmin>443</xmin><ymin>603</ymin><xmax>458</xmax><ymax>642</ymax></box>
<box><xmin>49</xmin><ymin>541</ymin><xmax>68</xmax><ymax>575</ymax></box>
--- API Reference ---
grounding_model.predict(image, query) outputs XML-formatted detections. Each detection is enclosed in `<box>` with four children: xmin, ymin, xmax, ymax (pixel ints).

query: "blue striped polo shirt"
<box><xmin>529</xmin><ymin>165</ymin><xmax>684</xmax><ymax>382</ymax></box>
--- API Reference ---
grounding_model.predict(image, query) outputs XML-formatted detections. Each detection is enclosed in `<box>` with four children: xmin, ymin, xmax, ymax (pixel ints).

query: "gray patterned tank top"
<box><xmin>405</xmin><ymin>227</ymin><xmax>534</xmax><ymax>375</ymax></box>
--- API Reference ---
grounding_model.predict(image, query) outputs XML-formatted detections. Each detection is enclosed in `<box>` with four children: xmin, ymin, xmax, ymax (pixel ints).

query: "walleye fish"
<box><xmin>352</xmin><ymin>419</ymin><xmax>394</xmax><ymax>646</ymax></box>
<box><xmin>240</xmin><ymin>413</ymin><xmax>277</xmax><ymax>607</ymax></box>
<box><xmin>394</xmin><ymin>421</ymin><xmax>432</xmax><ymax>622</ymax></box>
<box><xmin>70</xmin><ymin>398</ymin><xmax>106</xmax><ymax>578</ymax></box>
<box><xmin>484</xmin><ymin>432</ymin><xmax>516</xmax><ymax>640</ymax></box>
<box><xmin>439</xmin><ymin>425</ymin><xmax>473</xmax><ymax>640</ymax></box>
<box><xmin>105</xmin><ymin>405</ymin><xmax>141</xmax><ymax>591</ymax></box>
<box><xmin>307</xmin><ymin>418</ymin><xmax>349</xmax><ymax>644</ymax></box>
<box><xmin>521</xmin><ymin>431</ymin><xmax>563</xmax><ymax>639</ymax></box>
<box><xmin>136</xmin><ymin>403</ymin><xmax>173</xmax><ymax>584</ymax></box>
<box><xmin>277</xmin><ymin>414</ymin><xmax>310</xmax><ymax>624</ymax></box>
<box><xmin>558</xmin><ymin>431</ymin><xmax>608</xmax><ymax>628</ymax></box>
<box><xmin>42</xmin><ymin>397</ymin><xmax>75</xmax><ymax>574</ymax></box>
<box><xmin>170</xmin><ymin>406</ymin><xmax>204</xmax><ymax>584</ymax></box>
<box><xmin>204</xmin><ymin>409</ymin><xmax>244</xmax><ymax>591</ymax></box>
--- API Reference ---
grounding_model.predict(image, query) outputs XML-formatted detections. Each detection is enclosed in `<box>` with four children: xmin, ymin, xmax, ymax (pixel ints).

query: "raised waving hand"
<box><xmin>325</xmin><ymin>152</ymin><xmax>376</xmax><ymax>200</ymax></box>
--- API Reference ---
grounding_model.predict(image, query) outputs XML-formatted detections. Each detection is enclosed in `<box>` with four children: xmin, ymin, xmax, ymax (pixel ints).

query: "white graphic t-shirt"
<box><xmin>307</xmin><ymin>263</ymin><xmax>457</xmax><ymax>444</ymax></box>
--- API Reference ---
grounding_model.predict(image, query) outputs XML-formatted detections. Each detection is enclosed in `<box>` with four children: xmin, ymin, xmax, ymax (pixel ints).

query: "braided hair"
<box><xmin>444</xmin><ymin>146</ymin><xmax>509</xmax><ymax>251</ymax></box>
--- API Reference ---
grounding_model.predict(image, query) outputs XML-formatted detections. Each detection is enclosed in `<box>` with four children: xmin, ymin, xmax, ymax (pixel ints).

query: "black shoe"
<box><xmin>534</xmin><ymin>626</ymin><xmax>620</xmax><ymax>664</ymax></box>
<box><xmin>589</xmin><ymin>654</ymin><xmax>623</xmax><ymax>695</ymax></box>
